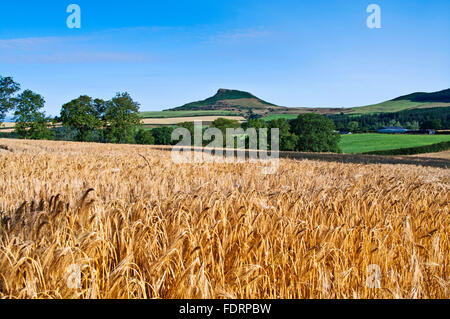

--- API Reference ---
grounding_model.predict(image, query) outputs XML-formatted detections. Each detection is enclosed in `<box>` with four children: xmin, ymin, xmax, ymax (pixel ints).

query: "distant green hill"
<box><xmin>168</xmin><ymin>89</ymin><xmax>285</xmax><ymax>116</ymax></box>
<box><xmin>161</xmin><ymin>87</ymin><xmax>450</xmax><ymax>118</ymax></box>
<box><xmin>139</xmin><ymin>110</ymin><xmax>240</xmax><ymax>118</ymax></box>
<box><xmin>392</xmin><ymin>88</ymin><xmax>450</xmax><ymax>103</ymax></box>
<box><xmin>347</xmin><ymin>88</ymin><xmax>450</xmax><ymax>114</ymax></box>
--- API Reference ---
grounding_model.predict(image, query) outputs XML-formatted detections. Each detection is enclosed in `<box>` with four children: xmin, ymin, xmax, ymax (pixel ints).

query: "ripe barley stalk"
<box><xmin>0</xmin><ymin>138</ymin><xmax>448</xmax><ymax>299</ymax></box>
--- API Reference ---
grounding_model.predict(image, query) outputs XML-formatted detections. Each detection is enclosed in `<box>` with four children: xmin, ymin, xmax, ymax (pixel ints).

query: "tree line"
<box><xmin>1</xmin><ymin>76</ymin><xmax>51</xmax><ymax>140</ymax></box>
<box><xmin>1</xmin><ymin>75</ymin><xmax>341</xmax><ymax>153</ymax></box>
<box><xmin>327</xmin><ymin>107</ymin><xmax>450</xmax><ymax>133</ymax></box>
<box><xmin>154</xmin><ymin>116</ymin><xmax>341</xmax><ymax>153</ymax></box>
<box><xmin>0</xmin><ymin>76</ymin><xmax>146</xmax><ymax>143</ymax></box>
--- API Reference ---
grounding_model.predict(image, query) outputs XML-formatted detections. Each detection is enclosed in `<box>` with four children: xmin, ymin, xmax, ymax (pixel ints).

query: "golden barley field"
<box><xmin>0</xmin><ymin>138</ymin><xmax>448</xmax><ymax>299</ymax></box>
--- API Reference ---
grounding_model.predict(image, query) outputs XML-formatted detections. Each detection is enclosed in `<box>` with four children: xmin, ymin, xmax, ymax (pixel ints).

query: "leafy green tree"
<box><xmin>177</xmin><ymin>121</ymin><xmax>207</xmax><ymax>145</ymax></box>
<box><xmin>347</xmin><ymin>121</ymin><xmax>359</xmax><ymax>132</ymax></box>
<box><xmin>410</xmin><ymin>120</ymin><xmax>420</xmax><ymax>130</ymax></box>
<box><xmin>239</xmin><ymin>119</ymin><xmax>265</xmax><ymax>149</ymax></box>
<box><xmin>242</xmin><ymin>119</ymin><xmax>267</xmax><ymax>131</ymax></box>
<box><xmin>210</xmin><ymin>117</ymin><xmax>241</xmax><ymax>146</ymax></box>
<box><xmin>94</xmin><ymin>98</ymin><xmax>107</xmax><ymax>117</ymax></box>
<box><xmin>151</xmin><ymin>126</ymin><xmax>175</xmax><ymax>145</ymax></box>
<box><xmin>421</xmin><ymin>119</ymin><xmax>442</xmax><ymax>130</ymax></box>
<box><xmin>60</xmin><ymin>96</ymin><xmax>102</xmax><ymax>141</ymax></box>
<box><xmin>267</xmin><ymin>118</ymin><xmax>299</xmax><ymax>151</ymax></box>
<box><xmin>134</xmin><ymin>128</ymin><xmax>155</xmax><ymax>145</ymax></box>
<box><xmin>0</xmin><ymin>76</ymin><xmax>20</xmax><ymax>123</ymax></box>
<box><xmin>290</xmin><ymin>113</ymin><xmax>341</xmax><ymax>153</ymax></box>
<box><xmin>178</xmin><ymin>121</ymin><xmax>195</xmax><ymax>143</ymax></box>
<box><xmin>404</xmin><ymin>121</ymin><xmax>420</xmax><ymax>130</ymax></box>
<box><xmin>387</xmin><ymin>119</ymin><xmax>402</xmax><ymax>127</ymax></box>
<box><xmin>211</xmin><ymin>117</ymin><xmax>239</xmax><ymax>147</ymax></box>
<box><xmin>13</xmin><ymin>90</ymin><xmax>51</xmax><ymax>140</ymax></box>
<box><xmin>93</xmin><ymin>98</ymin><xmax>108</xmax><ymax>141</ymax></box>
<box><xmin>211</xmin><ymin>118</ymin><xmax>241</xmax><ymax>135</ymax></box>
<box><xmin>103</xmin><ymin>92</ymin><xmax>141</xmax><ymax>144</ymax></box>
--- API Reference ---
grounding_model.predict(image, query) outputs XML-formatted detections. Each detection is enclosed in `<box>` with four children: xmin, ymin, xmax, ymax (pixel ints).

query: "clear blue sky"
<box><xmin>1</xmin><ymin>0</ymin><xmax>449</xmax><ymax>116</ymax></box>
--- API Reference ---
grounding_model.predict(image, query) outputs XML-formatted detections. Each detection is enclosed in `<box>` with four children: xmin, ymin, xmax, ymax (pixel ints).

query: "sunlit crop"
<box><xmin>0</xmin><ymin>138</ymin><xmax>448</xmax><ymax>299</ymax></box>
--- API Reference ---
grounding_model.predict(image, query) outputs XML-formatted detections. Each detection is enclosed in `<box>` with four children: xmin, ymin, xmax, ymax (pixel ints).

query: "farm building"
<box><xmin>378</xmin><ymin>126</ymin><xmax>408</xmax><ymax>134</ymax></box>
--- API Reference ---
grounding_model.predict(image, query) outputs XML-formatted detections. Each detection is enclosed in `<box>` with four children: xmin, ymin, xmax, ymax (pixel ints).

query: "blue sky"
<box><xmin>0</xmin><ymin>0</ymin><xmax>449</xmax><ymax>116</ymax></box>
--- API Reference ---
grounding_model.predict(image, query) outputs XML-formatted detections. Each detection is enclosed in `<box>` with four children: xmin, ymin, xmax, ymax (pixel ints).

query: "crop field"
<box><xmin>0</xmin><ymin>138</ymin><xmax>448</xmax><ymax>299</ymax></box>
<box><xmin>141</xmin><ymin>116</ymin><xmax>246</xmax><ymax>126</ymax></box>
<box><xmin>0</xmin><ymin>115</ymin><xmax>246</xmax><ymax>132</ymax></box>
<box><xmin>0</xmin><ymin>122</ymin><xmax>15</xmax><ymax>133</ymax></box>
<box><xmin>339</xmin><ymin>133</ymin><xmax>450</xmax><ymax>154</ymax></box>
<box><xmin>139</xmin><ymin>110</ymin><xmax>240</xmax><ymax>118</ymax></box>
<box><xmin>262</xmin><ymin>114</ymin><xmax>301</xmax><ymax>121</ymax></box>
<box><xmin>411</xmin><ymin>151</ymin><xmax>450</xmax><ymax>160</ymax></box>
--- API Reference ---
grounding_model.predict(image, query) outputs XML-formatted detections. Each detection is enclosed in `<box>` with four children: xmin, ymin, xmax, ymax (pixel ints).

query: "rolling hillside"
<box><xmin>151</xmin><ymin>88</ymin><xmax>450</xmax><ymax>119</ymax></box>
<box><xmin>166</xmin><ymin>88</ymin><xmax>346</xmax><ymax>117</ymax></box>
<box><xmin>392</xmin><ymin>88</ymin><xmax>450</xmax><ymax>103</ymax></box>
<box><xmin>169</xmin><ymin>88</ymin><xmax>285</xmax><ymax>115</ymax></box>
<box><xmin>347</xmin><ymin>88</ymin><xmax>450</xmax><ymax>114</ymax></box>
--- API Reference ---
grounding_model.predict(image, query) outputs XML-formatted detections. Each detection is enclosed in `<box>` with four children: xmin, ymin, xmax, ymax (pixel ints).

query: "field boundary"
<box><xmin>139</xmin><ymin>110</ymin><xmax>241</xmax><ymax>118</ymax></box>
<box><xmin>1</xmin><ymin>138</ymin><xmax>448</xmax><ymax>168</ymax></box>
<box><xmin>363</xmin><ymin>141</ymin><xmax>450</xmax><ymax>156</ymax></box>
<box><xmin>153</xmin><ymin>145</ymin><xmax>450</xmax><ymax>169</ymax></box>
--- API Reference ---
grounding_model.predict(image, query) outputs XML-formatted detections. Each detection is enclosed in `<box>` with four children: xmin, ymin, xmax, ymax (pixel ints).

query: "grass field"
<box><xmin>0</xmin><ymin>138</ymin><xmax>448</xmax><ymax>298</ymax></box>
<box><xmin>262</xmin><ymin>114</ymin><xmax>300</xmax><ymax>121</ymax></box>
<box><xmin>347</xmin><ymin>101</ymin><xmax>450</xmax><ymax>114</ymax></box>
<box><xmin>139</xmin><ymin>110</ymin><xmax>240</xmax><ymax>118</ymax></box>
<box><xmin>339</xmin><ymin>134</ymin><xmax>450</xmax><ymax>154</ymax></box>
<box><xmin>141</xmin><ymin>116</ymin><xmax>246</xmax><ymax>125</ymax></box>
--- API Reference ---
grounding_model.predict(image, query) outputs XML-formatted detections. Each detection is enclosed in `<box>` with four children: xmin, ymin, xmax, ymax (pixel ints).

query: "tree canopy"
<box><xmin>13</xmin><ymin>90</ymin><xmax>51</xmax><ymax>140</ymax></box>
<box><xmin>60</xmin><ymin>96</ymin><xmax>103</xmax><ymax>142</ymax></box>
<box><xmin>211</xmin><ymin>118</ymin><xmax>241</xmax><ymax>134</ymax></box>
<box><xmin>290</xmin><ymin>113</ymin><xmax>341</xmax><ymax>153</ymax></box>
<box><xmin>135</xmin><ymin>128</ymin><xmax>155</xmax><ymax>145</ymax></box>
<box><xmin>0</xmin><ymin>76</ymin><xmax>21</xmax><ymax>122</ymax></box>
<box><xmin>151</xmin><ymin>126</ymin><xmax>175</xmax><ymax>145</ymax></box>
<box><xmin>103</xmin><ymin>92</ymin><xmax>141</xmax><ymax>144</ymax></box>
<box><xmin>267</xmin><ymin>119</ymin><xmax>299</xmax><ymax>151</ymax></box>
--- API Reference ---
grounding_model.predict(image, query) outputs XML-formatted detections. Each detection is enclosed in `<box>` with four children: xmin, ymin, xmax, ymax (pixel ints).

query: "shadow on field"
<box><xmin>153</xmin><ymin>146</ymin><xmax>450</xmax><ymax>169</ymax></box>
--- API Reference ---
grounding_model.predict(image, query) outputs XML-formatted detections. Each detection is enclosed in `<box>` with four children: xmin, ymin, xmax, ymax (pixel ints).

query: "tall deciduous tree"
<box><xmin>267</xmin><ymin>118</ymin><xmax>299</xmax><ymax>151</ymax></box>
<box><xmin>421</xmin><ymin>119</ymin><xmax>442</xmax><ymax>130</ymax></box>
<box><xmin>14</xmin><ymin>90</ymin><xmax>51</xmax><ymax>140</ymax></box>
<box><xmin>211</xmin><ymin>117</ymin><xmax>241</xmax><ymax>146</ymax></box>
<box><xmin>151</xmin><ymin>126</ymin><xmax>175</xmax><ymax>145</ymax></box>
<box><xmin>0</xmin><ymin>76</ymin><xmax>20</xmax><ymax>123</ymax></box>
<box><xmin>60</xmin><ymin>96</ymin><xmax>102</xmax><ymax>142</ymax></box>
<box><xmin>347</xmin><ymin>121</ymin><xmax>359</xmax><ymax>132</ymax></box>
<box><xmin>211</xmin><ymin>118</ymin><xmax>241</xmax><ymax>134</ymax></box>
<box><xmin>93</xmin><ymin>98</ymin><xmax>108</xmax><ymax>141</ymax></box>
<box><xmin>103</xmin><ymin>92</ymin><xmax>141</xmax><ymax>144</ymax></box>
<box><xmin>134</xmin><ymin>128</ymin><xmax>155</xmax><ymax>145</ymax></box>
<box><xmin>290</xmin><ymin>113</ymin><xmax>341</xmax><ymax>153</ymax></box>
